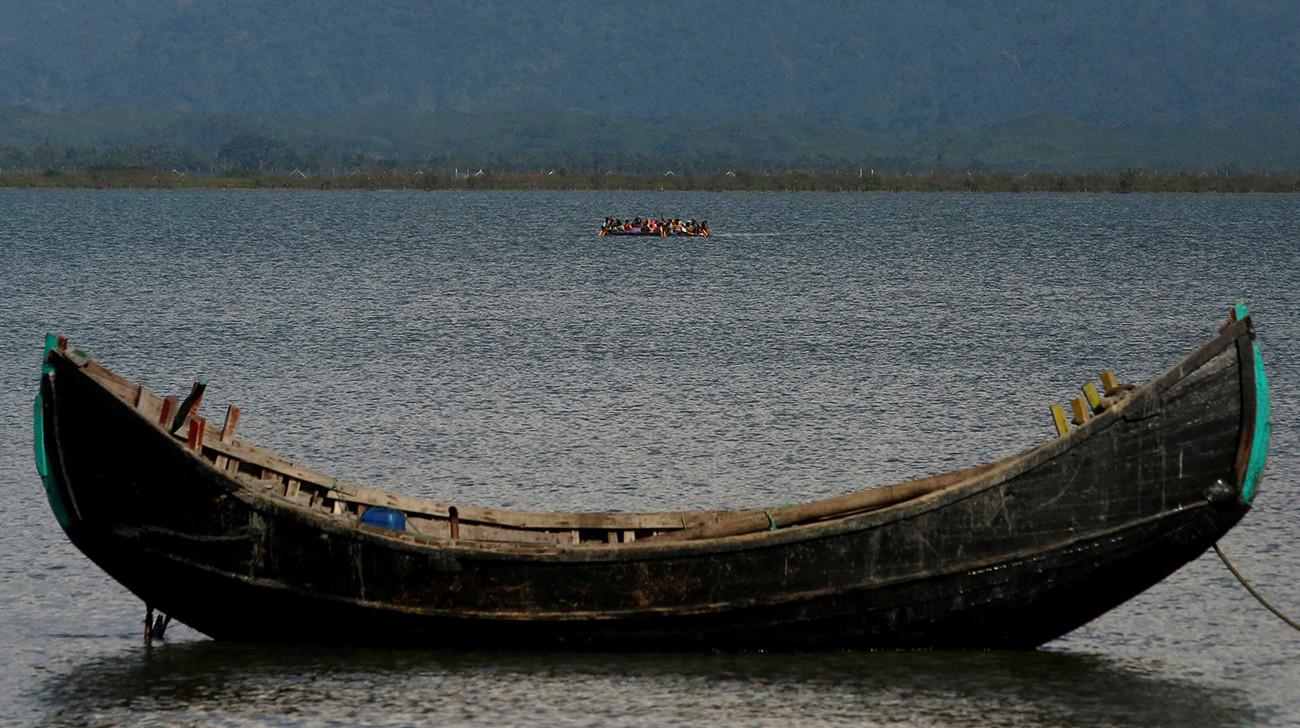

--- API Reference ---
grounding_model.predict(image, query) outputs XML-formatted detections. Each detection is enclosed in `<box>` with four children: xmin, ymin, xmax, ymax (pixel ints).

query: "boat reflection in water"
<box><xmin>34</xmin><ymin>643</ymin><xmax>1258</xmax><ymax>727</ymax></box>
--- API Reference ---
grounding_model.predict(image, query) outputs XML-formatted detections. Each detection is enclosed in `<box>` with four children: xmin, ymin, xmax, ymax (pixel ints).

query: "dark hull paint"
<box><xmin>36</xmin><ymin>317</ymin><xmax>1265</xmax><ymax>650</ymax></box>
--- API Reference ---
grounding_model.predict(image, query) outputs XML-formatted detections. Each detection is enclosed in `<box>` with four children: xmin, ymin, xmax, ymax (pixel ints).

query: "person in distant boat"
<box><xmin>700</xmin><ymin>220</ymin><xmax>710</xmax><ymax>235</ymax></box>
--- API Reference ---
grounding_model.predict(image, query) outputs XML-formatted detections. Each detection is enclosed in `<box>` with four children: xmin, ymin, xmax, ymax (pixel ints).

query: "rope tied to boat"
<box><xmin>764</xmin><ymin>505</ymin><xmax>794</xmax><ymax>531</ymax></box>
<box><xmin>1214</xmin><ymin>543</ymin><xmax>1300</xmax><ymax>633</ymax></box>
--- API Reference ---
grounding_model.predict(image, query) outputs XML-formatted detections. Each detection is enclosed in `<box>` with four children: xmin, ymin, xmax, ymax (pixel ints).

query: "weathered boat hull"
<box><xmin>34</xmin><ymin>311</ymin><xmax>1267</xmax><ymax>650</ymax></box>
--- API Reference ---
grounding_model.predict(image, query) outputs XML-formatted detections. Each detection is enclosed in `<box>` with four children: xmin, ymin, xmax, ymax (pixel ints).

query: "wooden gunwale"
<box><xmin>71</xmin><ymin>352</ymin><xmax>758</xmax><ymax>537</ymax></box>
<box><xmin>641</xmin><ymin>317</ymin><xmax>1254</xmax><ymax>545</ymax></box>
<box><xmin>54</xmin><ymin>315</ymin><xmax>1255</xmax><ymax>555</ymax></box>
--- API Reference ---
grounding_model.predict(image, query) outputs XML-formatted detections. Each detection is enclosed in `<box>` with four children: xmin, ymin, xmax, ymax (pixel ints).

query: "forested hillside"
<box><xmin>3</xmin><ymin>1</ymin><xmax>1299</xmax><ymax>171</ymax></box>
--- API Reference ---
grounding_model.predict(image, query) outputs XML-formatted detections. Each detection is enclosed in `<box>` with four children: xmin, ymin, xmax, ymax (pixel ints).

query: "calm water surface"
<box><xmin>1</xmin><ymin>190</ymin><xmax>1298</xmax><ymax>726</ymax></box>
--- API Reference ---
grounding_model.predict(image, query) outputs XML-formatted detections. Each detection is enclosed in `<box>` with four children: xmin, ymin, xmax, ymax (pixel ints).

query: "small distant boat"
<box><xmin>600</xmin><ymin>217</ymin><xmax>710</xmax><ymax>237</ymax></box>
<box><xmin>33</xmin><ymin>304</ymin><xmax>1267</xmax><ymax>650</ymax></box>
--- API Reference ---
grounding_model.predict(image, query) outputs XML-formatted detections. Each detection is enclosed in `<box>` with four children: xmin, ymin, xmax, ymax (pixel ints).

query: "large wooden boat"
<box><xmin>34</xmin><ymin>305</ymin><xmax>1269</xmax><ymax>650</ymax></box>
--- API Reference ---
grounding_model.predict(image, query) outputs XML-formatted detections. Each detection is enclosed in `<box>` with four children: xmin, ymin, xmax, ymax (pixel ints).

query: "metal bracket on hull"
<box><xmin>144</xmin><ymin>605</ymin><xmax>172</xmax><ymax>643</ymax></box>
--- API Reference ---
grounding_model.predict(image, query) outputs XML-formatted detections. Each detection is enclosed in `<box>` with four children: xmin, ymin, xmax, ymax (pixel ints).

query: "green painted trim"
<box><xmin>33</xmin><ymin>394</ymin><xmax>71</xmax><ymax>528</ymax></box>
<box><xmin>33</xmin><ymin>393</ymin><xmax>49</xmax><ymax>479</ymax></box>
<box><xmin>1234</xmin><ymin>300</ymin><xmax>1250</xmax><ymax>321</ymax></box>
<box><xmin>1242</xmin><ymin>340</ymin><xmax>1270</xmax><ymax>503</ymax></box>
<box><xmin>34</xmin><ymin>336</ymin><xmax>72</xmax><ymax>528</ymax></box>
<box><xmin>35</xmin><ymin>334</ymin><xmax>57</xmax><ymax>479</ymax></box>
<box><xmin>41</xmin><ymin>333</ymin><xmax>57</xmax><ymax>376</ymax></box>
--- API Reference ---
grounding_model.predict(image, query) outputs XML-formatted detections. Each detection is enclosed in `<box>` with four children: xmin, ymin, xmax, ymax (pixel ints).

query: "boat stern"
<box><xmin>1233</xmin><ymin>302</ymin><xmax>1270</xmax><ymax>504</ymax></box>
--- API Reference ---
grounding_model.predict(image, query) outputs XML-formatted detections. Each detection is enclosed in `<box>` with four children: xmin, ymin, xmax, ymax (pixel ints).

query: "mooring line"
<box><xmin>1214</xmin><ymin>543</ymin><xmax>1300</xmax><ymax>632</ymax></box>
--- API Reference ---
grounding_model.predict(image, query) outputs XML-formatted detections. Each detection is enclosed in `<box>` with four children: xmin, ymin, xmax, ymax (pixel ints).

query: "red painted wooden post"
<box><xmin>187</xmin><ymin>417</ymin><xmax>206</xmax><ymax>452</ymax></box>
<box><xmin>158</xmin><ymin>396</ymin><xmax>178</xmax><ymax>427</ymax></box>
<box><xmin>221</xmin><ymin>405</ymin><xmax>241</xmax><ymax>442</ymax></box>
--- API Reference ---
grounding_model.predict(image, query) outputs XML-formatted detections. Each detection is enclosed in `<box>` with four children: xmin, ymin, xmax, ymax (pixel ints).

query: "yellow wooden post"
<box><xmin>1100</xmin><ymin>371</ymin><xmax>1120</xmax><ymax>396</ymax></box>
<box><xmin>1051</xmin><ymin>404</ymin><xmax>1070</xmax><ymax>436</ymax></box>
<box><xmin>1082</xmin><ymin>381</ymin><xmax>1102</xmax><ymax>412</ymax></box>
<box><xmin>1070</xmin><ymin>397</ymin><xmax>1091</xmax><ymax>425</ymax></box>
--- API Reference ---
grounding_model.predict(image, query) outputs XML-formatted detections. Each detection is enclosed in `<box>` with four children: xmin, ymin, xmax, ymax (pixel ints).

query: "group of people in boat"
<box><xmin>601</xmin><ymin>216</ymin><xmax>710</xmax><ymax>236</ymax></box>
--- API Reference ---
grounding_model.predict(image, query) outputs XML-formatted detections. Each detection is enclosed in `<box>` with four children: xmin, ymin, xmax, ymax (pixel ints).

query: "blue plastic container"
<box><xmin>360</xmin><ymin>507</ymin><xmax>406</xmax><ymax>531</ymax></box>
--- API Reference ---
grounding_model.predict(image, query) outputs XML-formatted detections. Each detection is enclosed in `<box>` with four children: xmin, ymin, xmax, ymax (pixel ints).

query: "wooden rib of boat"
<box><xmin>33</xmin><ymin>305</ymin><xmax>1269</xmax><ymax>650</ymax></box>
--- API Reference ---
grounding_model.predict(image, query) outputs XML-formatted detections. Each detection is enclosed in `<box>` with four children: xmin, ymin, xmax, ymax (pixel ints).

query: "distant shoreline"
<box><xmin>3</xmin><ymin>168</ymin><xmax>1299</xmax><ymax>193</ymax></box>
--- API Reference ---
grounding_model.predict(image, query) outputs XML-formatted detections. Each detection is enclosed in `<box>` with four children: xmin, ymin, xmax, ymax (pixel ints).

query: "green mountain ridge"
<box><xmin>3</xmin><ymin>1</ymin><xmax>1299</xmax><ymax>171</ymax></box>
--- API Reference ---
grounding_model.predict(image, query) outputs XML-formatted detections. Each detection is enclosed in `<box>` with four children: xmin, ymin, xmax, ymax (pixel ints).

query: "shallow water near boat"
<box><xmin>2</xmin><ymin>190</ymin><xmax>1298</xmax><ymax>726</ymax></box>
